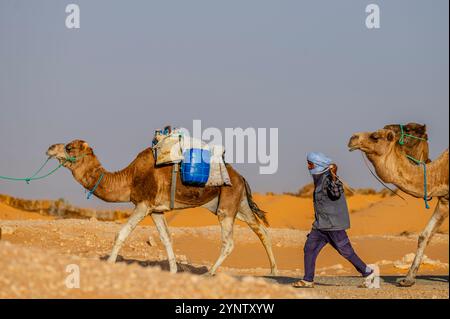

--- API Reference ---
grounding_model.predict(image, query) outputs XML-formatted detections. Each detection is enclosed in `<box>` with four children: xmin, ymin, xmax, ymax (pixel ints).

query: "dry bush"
<box><xmin>283</xmin><ymin>184</ymin><xmax>398</xmax><ymax>198</ymax></box>
<box><xmin>354</xmin><ymin>188</ymin><xmax>377</xmax><ymax>195</ymax></box>
<box><xmin>296</xmin><ymin>184</ymin><xmax>315</xmax><ymax>198</ymax></box>
<box><xmin>0</xmin><ymin>193</ymin><xmax>129</xmax><ymax>221</ymax></box>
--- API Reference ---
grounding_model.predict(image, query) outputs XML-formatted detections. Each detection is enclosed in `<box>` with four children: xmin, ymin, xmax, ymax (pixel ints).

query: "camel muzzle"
<box><xmin>348</xmin><ymin>134</ymin><xmax>361</xmax><ymax>152</ymax></box>
<box><xmin>46</xmin><ymin>144</ymin><xmax>64</xmax><ymax>158</ymax></box>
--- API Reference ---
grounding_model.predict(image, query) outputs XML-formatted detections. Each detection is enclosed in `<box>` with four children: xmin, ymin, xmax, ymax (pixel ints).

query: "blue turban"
<box><xmin>307</xmin><ymin>152</ymin><xmax>333</xmax><ymax>175</ymax></box>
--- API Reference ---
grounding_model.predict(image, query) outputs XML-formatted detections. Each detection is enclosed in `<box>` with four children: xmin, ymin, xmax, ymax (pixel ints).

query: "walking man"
<box><xmin>293</xmin><ymin>152</ymin><xmax>375</xmax><ymax>288</ymax></box>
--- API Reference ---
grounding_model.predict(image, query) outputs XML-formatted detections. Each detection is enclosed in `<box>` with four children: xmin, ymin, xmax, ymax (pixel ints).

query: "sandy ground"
<box><xmin>0</xmin><ymin>192</ymin><xmax>448</xmax><ymax>299</ymax></box>
<box><xmin>0</xmin><ymin>240</ymin><xmax>318</xmax><ymax>299</ymax></box>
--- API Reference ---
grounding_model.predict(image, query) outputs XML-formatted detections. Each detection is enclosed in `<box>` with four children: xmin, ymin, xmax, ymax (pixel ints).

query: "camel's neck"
<box><xmin>367</xmin><ymin>147</ymin><xmax>449</xmax><ymax>198</ymax></box>
<box><xmin>70</xmin><ymin>155</ymin><xmax>132</xmax><ymax>202</ymax></box>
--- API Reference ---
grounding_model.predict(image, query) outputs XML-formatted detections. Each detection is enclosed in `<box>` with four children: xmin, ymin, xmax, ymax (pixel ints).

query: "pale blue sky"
<box><xmin>0</xmin><ymin>0</ymin><xmax>448</xmax><ymax>208</ymax></box>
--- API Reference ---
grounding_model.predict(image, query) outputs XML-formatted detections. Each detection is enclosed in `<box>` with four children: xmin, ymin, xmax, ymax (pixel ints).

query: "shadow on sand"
<box><xmin>381</xmin><ymin>275</ymin><xmax>449</xmax><ymax>285</ymax></box>
<box><xmin>99</xmin><ymin>255</ymin><xmax>449</xmax><ymax>286</ymax></box>
<box><xmin>101</xmin><ymin>255</ymin><xmax>209</xmax><ymax>275</ymax></box>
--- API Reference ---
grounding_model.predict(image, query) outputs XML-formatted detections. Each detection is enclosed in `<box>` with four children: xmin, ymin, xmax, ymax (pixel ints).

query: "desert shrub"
<box><xmin>355</xmin><ymin>188</ymin><xmax>377</xmax><ymax>195</ymax></box>
<box><xmin>379</xmin><ymin>188</ymin><xmax>397</xmax><ymax>197</ymax></box>
<box><xmin>296</xmin><ymin>184</ymin><xmax>315</xmax><ymax>198</ymax></box>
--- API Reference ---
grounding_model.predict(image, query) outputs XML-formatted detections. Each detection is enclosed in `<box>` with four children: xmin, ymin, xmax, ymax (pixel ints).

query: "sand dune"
<box><xmin>142</xmin><ymin>193</ymin><xmax>385</xmax><ymax>229</ymax></box>
<box><xmin>348</xmin><ymin>194</ymin><xmax>448</xmax><ymax>236</ymax></box>
<box><xmin>0</xmin><ymin>202</ymin><xmax>54</xmax><ymax>221</ymax></box>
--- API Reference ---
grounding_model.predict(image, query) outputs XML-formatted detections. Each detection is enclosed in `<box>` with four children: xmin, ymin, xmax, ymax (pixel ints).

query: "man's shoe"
<box><xmin>360</xmin><ymin>271</ymin><xmax>377</xmax><ymax>288</ymax></box>
<box><xmin>292</xmin><ymin>279</ymin><xmax>315</xmax><ymax>288</ymax></box>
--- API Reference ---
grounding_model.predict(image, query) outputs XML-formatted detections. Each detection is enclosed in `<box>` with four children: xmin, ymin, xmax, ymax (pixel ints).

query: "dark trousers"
<box><xmin>303</xmin><ymin>229</ymin><xmax>371</xmax><ymax>282</ymax></box>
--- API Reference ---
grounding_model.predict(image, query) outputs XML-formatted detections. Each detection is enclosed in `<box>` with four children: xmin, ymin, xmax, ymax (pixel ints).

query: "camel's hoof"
<box><xmin>106</xmin><ymin>257</ymin><xmax>117</xmax><ymax>264</ymax></box>
<box><xmin>397</xmin><ymin>278</ymin><xmax>416</xmax><ymax>287</ymax></box>
<box><xmin>169</xmin><ymin>267</ymin><xmax>178</xmax><ymax>274</ymax></box>
<box><xmin>202</xmin><ymin>272</ymin><xmax>215</xmax><ymax>277</ymax></box>
<box><xmin>269</xmin><ymin>269</ymin><xmax>279</xmax><ymax>277</ymax></box>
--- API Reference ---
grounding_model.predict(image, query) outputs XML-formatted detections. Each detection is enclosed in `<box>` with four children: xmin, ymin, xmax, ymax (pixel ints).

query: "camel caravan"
<box><xmin>44</xmin><ymin>122</ymin><xmax>448</xmax><ymax>287</ymax></box>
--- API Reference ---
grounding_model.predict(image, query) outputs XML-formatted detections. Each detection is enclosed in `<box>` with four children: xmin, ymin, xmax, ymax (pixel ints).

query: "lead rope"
<box><xmin>25</xmin><ymin>157</ymin><xmax>52</xmax><ymax>184</ymax></box>
<box><xmin>362</xmin><ymin>153</ymin><xmax>407</xmax><ymax>202</ymax></box>
<box><xmin>0</xmin><ymin>147</ymin><xmax>98</xmax><ymax>201</ymax></box>
<box><xmin>398</xmin><ymin>124</ymin><xmax>430</xmax><ymax>209</ymax></box>
<box><xmin>0</xmin><ymin>157</ymin><xmax>67</xmax><ymax>183</ymax></box>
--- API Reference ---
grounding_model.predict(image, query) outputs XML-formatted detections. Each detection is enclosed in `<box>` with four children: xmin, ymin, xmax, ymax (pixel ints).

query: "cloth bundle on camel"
<box><xmin>152</xmin><ymin>126</ymin><xmax>232</xmax><ymax>187</ymax></box>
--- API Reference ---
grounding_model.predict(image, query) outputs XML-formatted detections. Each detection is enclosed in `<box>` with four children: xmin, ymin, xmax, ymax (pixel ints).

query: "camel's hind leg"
<box><xmin>151</xmin><ymin>212</ymin><xmax>178</xmax><ymax>274</ymax></box>
<box><xmin>208</xmin><ymin>212</ymin><xmax>236</xmax><ymax>276</ymax></box>
<box><xmin>237</xmin><ymin>200</ymin><xmax>278</xmax><ymax>276</ymax></box>
<box><xmin>207</xmin><ymin>185</ymin><xmax>242</xmax><ymax>276</ymax></box>
<box><xmin>107</xmin><ymin>202</ymin><xmax>149</xmax><ymax>263</ymax></box>
<box><xmin>399</xmin><ymin>197</ymin><xmax>449</xmax><ymax>287</ymax></box>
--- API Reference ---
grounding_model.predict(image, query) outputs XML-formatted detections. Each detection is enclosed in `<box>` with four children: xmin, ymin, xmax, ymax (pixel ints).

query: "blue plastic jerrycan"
<box><xmin>181</xmin><ymin>148</ymin><xmax>211</xmax><ymax>186</ymax></box>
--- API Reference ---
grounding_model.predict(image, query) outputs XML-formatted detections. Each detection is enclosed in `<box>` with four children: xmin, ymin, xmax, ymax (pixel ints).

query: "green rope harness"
<box><xmin>0</xmin><ymin>146</ymin><xmax>104</xmax><ymax>200</ymax></box>
<box><xmin>64</xmin><ymin>149</ymin><xmax>78</xmax><ymax>163</ymax></box>
<box><xmin>0</xmin><ymin>157</ymin><xmax>52</xmax><ymax>183</ymax></box>
<box><xmin>0</xmin><ymin>148</ymin><xmax>86</xmax><ymax>184</ymax></box>
<box><xmin>398</xmin><ymin>125</ymin><xmax>430</xmax><ymax>209</ymax></box>
<box><xmin>86</xmin><ymin>173</ymin><xmax>104</xmax><ymax>200</ymax></box>
<box><xmin>0</xmin><ymin>158</ymin><xmax>65</xmax><ymax>183</ymax></box>
<box><xmin>399</xmin><ymin>124</ymin><xmax>428</xmax><ymax>145</ymax></box>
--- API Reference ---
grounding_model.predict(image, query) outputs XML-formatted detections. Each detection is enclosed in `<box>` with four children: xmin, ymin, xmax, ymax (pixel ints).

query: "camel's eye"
<box><xmin>369</xmin><ymin>133</ymin><xmax>380</xmax><ymax>141</ymax></box>
<box><xmin>387</xmin><ymin>132</ymin><xmax>395</xmax><ymax>141</ymax></box>
<box><xmin>65</xmin><ymin>145</ymin><xmax>72</xmax><ymax>151</ymax></box>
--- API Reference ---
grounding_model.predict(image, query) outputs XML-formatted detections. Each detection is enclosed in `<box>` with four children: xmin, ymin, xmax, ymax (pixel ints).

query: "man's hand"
<box><xmin>329</xmin><ymin>164</ymin><xmax>338</xmax><ymax>181</ymax></box>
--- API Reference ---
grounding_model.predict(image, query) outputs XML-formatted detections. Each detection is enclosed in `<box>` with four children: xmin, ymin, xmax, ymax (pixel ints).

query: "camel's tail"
<box><xmin>243</xmin><ymin>177</ymin><xmax>269</xmax><ymax>227</ymax></box>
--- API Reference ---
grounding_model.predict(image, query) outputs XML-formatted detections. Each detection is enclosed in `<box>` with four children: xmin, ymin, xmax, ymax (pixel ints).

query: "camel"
<box><xmin>348</xmin><ymin>125</ymin><xmax>449</xmax><ymax>287</ymax></box>
<box><xmin>46</xmin><ymin>140</ymin><xmax>278</xmax><ymax>276</ymax></box>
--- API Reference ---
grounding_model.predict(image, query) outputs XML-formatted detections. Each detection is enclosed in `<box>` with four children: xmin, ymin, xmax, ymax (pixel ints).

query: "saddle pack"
<box><xmin>152</xmin><ymin>126</ymin><xmax>231</xmax><ymax>188</ymax></box>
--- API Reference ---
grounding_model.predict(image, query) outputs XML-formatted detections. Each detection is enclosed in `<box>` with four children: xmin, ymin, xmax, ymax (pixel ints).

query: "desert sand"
<box><xmin>0</xmin><ymin>191</ymin><xmax>448</xmax><ymax>299</ymax></box>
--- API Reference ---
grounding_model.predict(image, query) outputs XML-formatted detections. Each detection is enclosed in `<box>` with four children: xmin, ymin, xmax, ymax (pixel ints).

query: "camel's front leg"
<box><xmin>399</xmin><ymin>197</ymin><xmax>449</xmax><ymax>287</ymax></box>
<box><xmin>151</xmin><ymin>212</ymin><xmax>178</xmax><ymax>274</ymax></box>
<box><xmin>107</xmin><ymin>202</ymin><xmax>149</xmax><ymax>263</ymax></box>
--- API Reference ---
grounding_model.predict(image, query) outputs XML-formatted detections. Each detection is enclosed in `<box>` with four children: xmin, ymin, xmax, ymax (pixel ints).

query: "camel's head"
<box><xmin>383</xmin><ymin>123</ymin><xmax>430</xmax><ymax>162</ymax></box>
<box><xmin>46</xmin><ymin>140</ymin><xmax>93</xmax><ymax>166</ymax></box>
<box><xmin>383</xmin><ymin>123</ymin><xmax>427</xmax><ymax>142</ymax></box>
<box><xmin>348</xmin><ymin>129</ymin><xmax>397</xmax><ymax>157</ymax></box>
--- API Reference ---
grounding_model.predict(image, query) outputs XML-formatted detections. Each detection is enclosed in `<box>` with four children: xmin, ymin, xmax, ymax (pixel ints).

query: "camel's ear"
<box><xmin>406</xmin><ymin>123</ymin><xmax>427</xmax><ymax>136</ymax></box>
<box><xmin>419</xmin><ymin>124</ymin><xmax>427</xmax><ymax>135</ymax></box>
<box><xmin>387</xmin><ymin>131</ymin><xmax>395</xmax><ymax>142</ymax></box>
<box><xmin>82</xmin><ymin>142</ymin><xmax>89</xmax><ymax>149</ymax></box>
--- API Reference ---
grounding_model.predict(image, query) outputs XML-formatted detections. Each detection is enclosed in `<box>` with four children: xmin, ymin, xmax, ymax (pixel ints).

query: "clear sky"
<box><xmin>0</xmin><ymin>0</ymin><xmax>448</xmax><ymax>208</ymax></box>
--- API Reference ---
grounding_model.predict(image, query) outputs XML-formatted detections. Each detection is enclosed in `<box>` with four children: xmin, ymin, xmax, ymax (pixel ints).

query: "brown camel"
<box><xmin>348</xmin><ymin>126</ymin><xmax>449</xmax><ymax>287</ymax></box>
<box><xmin>46</xmin><ymin>140</ymin><xmax>278</xmax><ymax>276</ymax></box>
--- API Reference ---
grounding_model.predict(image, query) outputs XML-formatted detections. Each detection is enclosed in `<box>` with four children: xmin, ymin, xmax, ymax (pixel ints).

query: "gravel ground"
<box><xmin>263</xmin><ymin>275</ymin><xmax>448</xmax><ymax>299</ymax></box>
<box><xmin>0</xmin><ymin>241</ymin><xmax>319</xmax><ymax>299</ymax></box>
